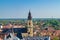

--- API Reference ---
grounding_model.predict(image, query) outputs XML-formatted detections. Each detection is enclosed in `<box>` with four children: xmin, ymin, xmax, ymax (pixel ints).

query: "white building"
<box><xmin>4</xmin><ymin>33</ymin><xmax>20</xmax><ymax>40</ymax></box>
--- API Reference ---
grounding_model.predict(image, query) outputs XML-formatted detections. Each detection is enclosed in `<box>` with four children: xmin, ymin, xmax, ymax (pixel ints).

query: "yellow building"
<box><xmin>22</xmin><ymin>11</ymin><xmax>33</xmax><ymax>37</ymax></box>
<box><xmin>27</xmin><ymin>11</ymin><xmax>33</xmax><ymax>37</ymax></box>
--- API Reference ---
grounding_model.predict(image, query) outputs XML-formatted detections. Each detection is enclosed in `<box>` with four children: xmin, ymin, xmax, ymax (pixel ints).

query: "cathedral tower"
<box><xmin>27</xmin><ymin>11</ymin><xmax>33</xmax><ymax>37</ymax></box>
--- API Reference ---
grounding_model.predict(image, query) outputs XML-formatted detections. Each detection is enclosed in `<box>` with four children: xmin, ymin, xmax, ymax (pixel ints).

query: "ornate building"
<box><xmin>27</xmin><ymin>11</ymin><xmax>33</xmax><ymax>37</ymax></box>
<box><xmin>22</xmin><ymin>11</ymin><xmax>33</xmax><ymax>37</ymax></box>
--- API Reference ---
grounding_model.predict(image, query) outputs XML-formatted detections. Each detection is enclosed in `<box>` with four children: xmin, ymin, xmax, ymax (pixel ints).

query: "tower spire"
<box><xmin>28</xmin><ymin>10</ymin><xmax>32</xmax><ymax>20</ymax></box>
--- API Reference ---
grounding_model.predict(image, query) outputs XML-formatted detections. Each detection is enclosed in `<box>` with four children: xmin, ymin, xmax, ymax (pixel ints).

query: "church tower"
<box><xmin>27</xmin><ymin>11</ymin><xmax>33</xmax><ymax>37</ymax></box>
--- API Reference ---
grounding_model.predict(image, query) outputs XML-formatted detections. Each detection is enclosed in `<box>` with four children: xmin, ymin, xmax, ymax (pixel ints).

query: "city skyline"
<box><xmin>0</xmin><ymin>0</ymin><xmax>60</xmax><ymax>18</ymax></box>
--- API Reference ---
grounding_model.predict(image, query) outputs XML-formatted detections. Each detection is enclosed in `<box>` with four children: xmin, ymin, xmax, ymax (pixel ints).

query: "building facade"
<box><xmin>27</xmin><ymin>11</ymin><xmax>33</xmax><ymax>37</ymax></box>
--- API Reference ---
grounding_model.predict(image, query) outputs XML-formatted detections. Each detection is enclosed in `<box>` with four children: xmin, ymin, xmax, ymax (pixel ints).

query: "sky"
<box><xmin>0</xmin><ymin>0</ymin><xmax>60</xmax><ymax>18</ymax></box>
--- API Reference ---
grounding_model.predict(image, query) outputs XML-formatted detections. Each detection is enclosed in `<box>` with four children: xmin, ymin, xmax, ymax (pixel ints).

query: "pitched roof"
<box><xmin>0</xmin><ymin>28</ymin><xmax>27</xmax><ymax>34</ymax></box>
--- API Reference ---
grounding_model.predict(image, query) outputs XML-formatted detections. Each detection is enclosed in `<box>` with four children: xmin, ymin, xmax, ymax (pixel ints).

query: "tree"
<box><xmin>53</xmin><ymin>36</ymin><xmax>59</xmax><ymax>40</ymax></box>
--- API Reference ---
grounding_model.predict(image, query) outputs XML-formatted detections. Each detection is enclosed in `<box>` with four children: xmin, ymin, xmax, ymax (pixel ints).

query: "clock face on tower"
<box><xmin>29</xmin><ymin>22</ymin><xmax>31</xmax><ymax>25</ymax></box>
